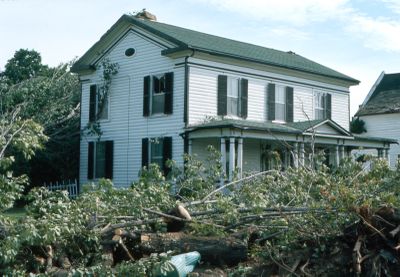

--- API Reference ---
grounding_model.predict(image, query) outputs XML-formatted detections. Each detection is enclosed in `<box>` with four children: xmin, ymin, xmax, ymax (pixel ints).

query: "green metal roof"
<box><xmin>72</xmin><ymin>15</ymin><xmax>359</xmax><ymax>84</ymax></box>
<box><xmin>286</xmin><ymin>119</ymin><xmax>326</xmax><ymax>132</ymax></box>
<box><xmin>187</xmin><ymin>119</ymin><xmax>303</xmax><ymax>134</ymax></box>
<box><xmin>353</xmin><ymin>135</ymin><xmax>398</xmax><ymax>144</ymax></box>
<box><xmin>188</xmin><ymin>119</ymin><xmax>397</xmax><ymax>144</ymax></box>
<box><xmin>187</xmin><ymin>119</ymin><xmax>340</xmax><ymax>134</ymax></box>
<box><xmin>127</xmin><ymin>16</ymin><xmax>358</xmax><ymax>83</ymax></box>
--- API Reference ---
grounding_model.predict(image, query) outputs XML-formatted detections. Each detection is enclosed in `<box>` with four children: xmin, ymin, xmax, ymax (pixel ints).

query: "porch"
<box><xmin>185</xmin><ymin>119</ymin><xmax>396</xmax><ymax>181</ymax></box>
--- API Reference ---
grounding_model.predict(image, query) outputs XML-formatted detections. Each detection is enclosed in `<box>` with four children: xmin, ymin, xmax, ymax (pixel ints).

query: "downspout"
<box><xmin>183</xmin><ymin>50</ymin><xmax>195</xmax><ymax>155</ymax></box>
<box><xmin>77</xmin><ymin>80</ymin><xmax>83</xmax><ymax>193</ymax></box>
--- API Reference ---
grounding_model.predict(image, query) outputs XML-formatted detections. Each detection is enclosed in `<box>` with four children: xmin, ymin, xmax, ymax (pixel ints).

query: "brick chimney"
<box><xmin>134</xmin><ymin>9</ymin><xmax>157</xmax><ymax>21</ymax></box>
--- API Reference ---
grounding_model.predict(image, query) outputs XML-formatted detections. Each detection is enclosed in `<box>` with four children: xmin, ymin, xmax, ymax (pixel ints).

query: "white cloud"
<box><xmin>346</xmin><ymin>14</ymin><xmax>400</xmax><ymax>52</ymax></box>
<box><xmin>381</xmin><ymin>0</ymin><xmax>400</xmax><ymax>14</ymax></box>
<box><xmin>191</xmin><ymin>0</ymin><xmax>400</xmax><ymax>53</ymax></box>
<box><xmin>190</xmin><ymin>0</ymin><xmax>350</xmax><ymax>25</ymax></box>
<box><xmin>270</xmin><ymin>27</ymin><xmax>310</xmax><ymax>41</ymax></box>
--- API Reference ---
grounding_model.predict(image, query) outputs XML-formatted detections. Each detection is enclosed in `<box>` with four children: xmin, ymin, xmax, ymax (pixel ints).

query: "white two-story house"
<box><xmin>71</xmin><ymin>12</ymin><xmax>395</xmax><ymax>187</ymax></box>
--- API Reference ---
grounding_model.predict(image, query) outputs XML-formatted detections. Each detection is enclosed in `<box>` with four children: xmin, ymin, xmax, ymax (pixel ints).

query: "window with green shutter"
<box><xmin>218</xmin><ymin>75</ymin><xmax>248</xmax><ymax>118</ymax></box>
<box><xmin>143</xmin><ymin>72</ymin><xmax>174</xmax><ymax>116</ymax></box>
<box><xmin>142</xmin><ymin>137</ymin><xmax>172</xmax><ymax>176</ymax></box>
<box><xmin>89</xmin><ymin>84</ymin><xmax>109</xmax><ymax>122</ymax></box>
<box><xmin>87</xmin><ymin>141</ymin><xmax>114</xmax><ymax>180</ymax></box>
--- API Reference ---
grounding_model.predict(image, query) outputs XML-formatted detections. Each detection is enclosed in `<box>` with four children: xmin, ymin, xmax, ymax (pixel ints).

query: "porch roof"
<box><xmin>186</xmin><ymin>119</ymin><xmax>397</xmax><ymax>145</ymax></box>
<box><xmin>186</xmin><ymin>118</ymin><xmax>303</xmax><ymax>135</ymax></box>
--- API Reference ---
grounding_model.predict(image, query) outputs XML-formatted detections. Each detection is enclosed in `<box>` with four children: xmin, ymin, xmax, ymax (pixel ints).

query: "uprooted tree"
<box><xmin>1</xmin><ymin>145</ymin><xmax>400</xmax><ymax>276</ymax></box>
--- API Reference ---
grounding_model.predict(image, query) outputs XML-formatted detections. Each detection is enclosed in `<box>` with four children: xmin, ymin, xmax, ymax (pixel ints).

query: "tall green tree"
<box><xmin>0</xmin><ymin>49</ymin><xmax>80</xmax><ymax>186</ymax></box>
<box><xmin>2</xmin><ymin>49</ymin><xmax>48</xmax><ymax>85</ymax></box>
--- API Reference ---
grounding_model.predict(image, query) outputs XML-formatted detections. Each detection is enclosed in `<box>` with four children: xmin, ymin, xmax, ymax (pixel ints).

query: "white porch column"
<box><xmin>220</xmin><ymin>138</ymin><xmax>226</xmax><ymax>185</ymax></box>
<box><xmin>293</xmin><ymin>142</ymin><xmax>299</xmax><ymax>168</ymax></box>
<box><xmin>299</xmin><ymin>142</ymin><xmax>305</xmax><ymax>166</ymax></box>
<box><xmin>384</xmin><ymin>148</ymin><xmax>389</xmax><ymax>161</ymax></box>
<box><xmin>237</xmin><ymin>138</ymin><xmax>243</xmax><ymax>178</ymax></box>
<box><xmin>229</xmin><ymin>137</ymin><xmax>236</xmax><ymax>181</ymax></box>
<box><xmin>188</xmin><ymin>139</ymin><xmax>193</xmax><ymax>156</ymax></box>
<box><xmin>299</xmin><ymin>143</ymin><xmax>305</xmax><ymax>167</ymax></box>
<box><xmin>378</xmin><ymin>148</ymin><xmax>383</xmax><ymax>158</ymax></box>
<box><xmin>339</xmin><ymin>145</ymin><xmax>345</xmax><ymax>161</ymax></box>
<box><xmin>335</xmin><ymin>145</ymin><xmax>340</xmax><ymax>167</ymax></box>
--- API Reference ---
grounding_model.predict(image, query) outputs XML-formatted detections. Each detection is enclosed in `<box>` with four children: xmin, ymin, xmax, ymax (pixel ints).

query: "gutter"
<box><xmin>162</xmin><ymin>46</ymin><xmax>360</xmax><ymax>85</ymax></box>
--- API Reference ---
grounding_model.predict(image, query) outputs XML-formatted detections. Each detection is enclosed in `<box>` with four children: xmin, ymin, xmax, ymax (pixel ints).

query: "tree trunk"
<box><xmin>139</xmin><ymin>232</ymin><xmax>247</xmax><ymax>266</ymax></box>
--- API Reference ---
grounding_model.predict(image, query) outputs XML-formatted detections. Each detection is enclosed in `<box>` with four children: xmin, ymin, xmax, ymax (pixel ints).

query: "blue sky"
<box><xmin>1</xmin><ymin>0</ymin><xmax>399</xmax><ymax>115</ymax></box>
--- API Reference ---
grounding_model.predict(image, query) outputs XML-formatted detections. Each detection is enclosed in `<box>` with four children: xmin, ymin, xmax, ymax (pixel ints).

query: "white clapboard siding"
<box><xmin>293</xmin><ymin>87</ymin><xmax>313</xmax><ymax>121</ymax></box>
<box><xmin>191</xmin><ymin>138</ymin><xmax>219</xmax><ymax>162</ymax></box>
<box><xmin>80</xmin><ymin>30</ymin><xmax>185</xmax><ymax>187</ymax></box>
<box><xmin>247</xmin><ymin>80</ymin><xmax>267</xmax><ymax>122</ymax></box>
<box><xmin>243</xmin><ymin>139</ymin><xmax>261</xmax><ymax>172</ymax></box>
<box><xmin>188</xmin><ymin>65</ymin><xmax>350</xmax><ymax>129</ymax></box>
<box><xmin>331</xmin><ymin>91</ymin><xmax>350</xmax><ymax>131</ymax></box>
<box><xmin>188</xmin><ymin>67</ymin><xmax>218</xmax><ymax>125</ymax></box>
<box><xmin>360</xmin><ymin>113</ymin><xmax>400</xmax><ymax>168</ymax></box>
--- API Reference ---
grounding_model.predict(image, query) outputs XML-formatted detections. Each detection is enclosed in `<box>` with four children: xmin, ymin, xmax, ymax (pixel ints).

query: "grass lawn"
<box><xmin>2</xmin><ymin>207</ymin><xmax>26</xmax><ymax>219</ymax></box>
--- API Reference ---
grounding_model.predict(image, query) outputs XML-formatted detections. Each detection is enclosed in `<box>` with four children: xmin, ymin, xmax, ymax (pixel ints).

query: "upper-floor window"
<box><xmin>267</xmin><ymin>83</ymin><xmax>293</xmax><ymax>123</ymax></box>
<box><xmin>89</xmin><ymin>84</ymin><xmax>109</xmax><ymax>122</ymax></box>
<box><xmin>227</xmin><ymin>77</ymin><xmax>239</xmax><ymax>116</ymax></box>
<box><xmin>275</xmin><ymin>85</ymin><xmax>286</xmax><ymax>122</ymax></box>
<box><xmin>217</xmin><ymin>75</ymin><xmax>248</xmax><ymax>118</ymax></box>
<box><xmin>143</xmin><ymin>72</ymin><xmax>174</xmax><ymax>116</ymax></box>
<box><xmin>152</xmin><ymin>74</ymin><xmax>167</xmax><ymax>114</ymax></box>
<box><xmin>314</xmin><ymin>91</ymin><xmax>332</xmax><ymax>120</ymax></box>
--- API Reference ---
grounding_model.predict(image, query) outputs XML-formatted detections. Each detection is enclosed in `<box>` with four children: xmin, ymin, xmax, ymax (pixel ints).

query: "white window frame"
<box><xmin>90</xmin><ymin>83</ymin><xmax>110</xmax><ymax>122</ymax></box>
<box><xmin>149</xmin><ymin>138</ymin><xmax>164</xmax><ymax>170</ymax></box>
<box><xmin>314</xmin><ymin>91</ymin><xmax>326</xmax><ymax>120</ymax></box>
<box><xmin>274</xmin><ymin>85</ymin><xmax>286</xmax><ymax>123</ymax></box>
<box><xmin>94</xmin><ymin>141</ymin><xmax>106</xmax><ymax>179</ymax></box>
<box><xmin>227</xmin><ymin>77</ymin><xmax>240</xmax><ymax>117</ymax></box>
<box><xmin>151</xmin><ymin>74</ymin><xmax>167</xmax><ymax>115</ymax></box>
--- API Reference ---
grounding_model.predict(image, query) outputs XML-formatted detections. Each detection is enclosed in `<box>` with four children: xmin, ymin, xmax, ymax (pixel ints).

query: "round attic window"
<box><xmin>125</xmin><ymin>48</ymin><xmax>136</xmax><ymax>57</ymax></box>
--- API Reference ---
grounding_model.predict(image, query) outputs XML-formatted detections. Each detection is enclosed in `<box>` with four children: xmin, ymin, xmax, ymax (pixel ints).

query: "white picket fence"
<box><xmin>44</xmin><ymin>179</ymin><xmax>78</xmax><ymax>198</ymax></box>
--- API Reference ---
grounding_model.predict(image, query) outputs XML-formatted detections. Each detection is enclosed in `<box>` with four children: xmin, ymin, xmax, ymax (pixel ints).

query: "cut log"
<box><xmin>139</xmin><ymin>232</ymin><xmax>247</xmax><ymax>266</ymax></box>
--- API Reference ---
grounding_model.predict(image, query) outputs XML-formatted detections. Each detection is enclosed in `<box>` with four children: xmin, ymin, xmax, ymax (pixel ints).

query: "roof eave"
<box><xmin>163</xmin><ymin>46</ymin><xmax>360</xmax><ymax>85</ymax></box>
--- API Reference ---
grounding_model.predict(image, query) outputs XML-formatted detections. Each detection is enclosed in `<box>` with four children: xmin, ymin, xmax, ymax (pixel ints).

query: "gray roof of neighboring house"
<box><xmin>356</xmin><ymin>73</ymin><xmax>400</xmax><ymax>116</ymax></box>
<box><xmin>71</xmin><ymin>15</ymin><xmax>359</xmax><ymax>84</ymax></box>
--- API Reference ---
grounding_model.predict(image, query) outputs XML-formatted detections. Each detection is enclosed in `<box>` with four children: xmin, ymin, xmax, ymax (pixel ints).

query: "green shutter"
<box><xmin>89</xmin><ymin>85</ymin><xmax>97</xmax><ymax>122</ymax></box>
<box><xmin>143</xmin><ymin>76</ymin><xmax>150</xmax><ymax>116</ymax></box>
<box><xmin>163</xmin><ymin>137</ymin><xmax>172</xmax><ymax>176</ymax></box>
<box><xmin>240</xmin><ymin>79</ymin><xmax>248</xmax><ymax>118</ymax></box>
<box><xmin>164</xmin><ymin>72</ymin><xmax>174</xmax><ymax>114</ymax></box>
<box><xmin>142</xmin><ymin>138</ymin><xmax>149</xmax><ymax>168</ymax></box>
<box><xmin>87</xmin><ymin>142</ymin><xmax>94</xmax><ymax>180</ymax></box>
<box><xmin>267</xmin><ymin>83</ymin><xmax>275</xmax><ymax>121</ymax></box>
<box><xmin>326</xmin><ymin>93</ymin><xmax>332</xmax><ymax>119</ymax></box>
<box><xmin>217</xmin><ymin>75</ymin><xmax>227</xmax><ymax>116</ymax></box>
<box><xmin>286</xmin><ymin>86</ymin><xmax>294</xmax><ymax>123</ymax></box>
<box><xmin>105</xmin><ymin>141</ymin><xmax>114</xmax><ymax>179</ymax></box>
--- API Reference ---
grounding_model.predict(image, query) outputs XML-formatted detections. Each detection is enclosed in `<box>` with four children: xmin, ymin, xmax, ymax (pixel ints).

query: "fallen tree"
<box><xmin>1</xmin><ymin>152</ymin><xmax>400</xmax><ymax>276</ymax></box>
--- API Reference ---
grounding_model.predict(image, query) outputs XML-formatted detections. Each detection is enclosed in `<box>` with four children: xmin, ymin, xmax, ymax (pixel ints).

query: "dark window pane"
<box><xmin>152</xmin><ymin>93</ymin><xmax>165</xmax><ymax>114</ymax></box>
<box><xmin>95</xmin><ymin>142</ymin><xmax>106</xmax><ymax>178</ymax></box>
